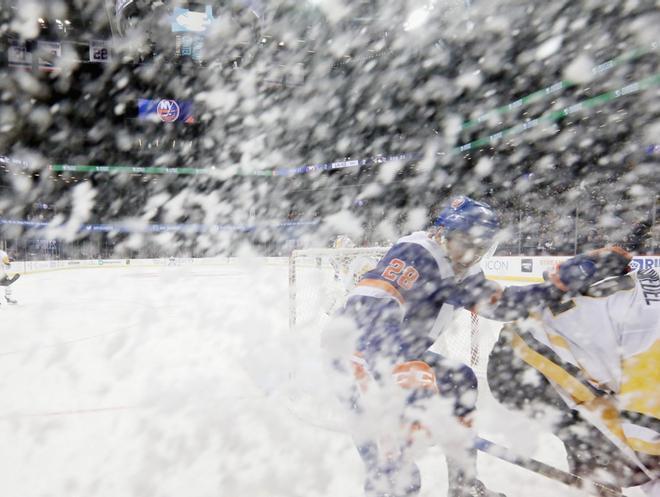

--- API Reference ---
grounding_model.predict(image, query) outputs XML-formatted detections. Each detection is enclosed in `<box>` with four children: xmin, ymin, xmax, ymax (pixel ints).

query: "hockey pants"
<box><xmin>346</xmin><ymin>351</ymin><xmax>482</xmax><ymax>497</ymax></box>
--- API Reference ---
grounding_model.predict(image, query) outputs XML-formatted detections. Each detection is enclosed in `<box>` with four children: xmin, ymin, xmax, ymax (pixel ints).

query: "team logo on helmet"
<box><xmin>157</xmin><ymin>99</ymin><xmax>181</xmax><ymax>123</ymax></box>
<box><xmin>451</xmin><ymin>197</ymin><xmax>466</xmax><ymax>209</ymax></box>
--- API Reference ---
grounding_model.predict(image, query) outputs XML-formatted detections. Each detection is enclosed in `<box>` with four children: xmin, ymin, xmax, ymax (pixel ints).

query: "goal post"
<box><xmin>288</xmin><ymin>246</ymin><xmax>497</xmax><ymax>376</ymax></box>
<box><xmin>289</xmin><ymin>246</ymin><xmax>388</xmax><ymax>330</ymax></box>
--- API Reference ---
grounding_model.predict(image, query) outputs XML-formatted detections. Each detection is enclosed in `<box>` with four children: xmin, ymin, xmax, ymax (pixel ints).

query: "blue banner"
<box><xmin>0</xmin><ymin>218</ymin><xmax>320</xmax><ymax>234</ymax></box>
<box><xmin>138</xmin><ymin>99</ymin><xmax>195</xmax><ymax>124</ymax></box>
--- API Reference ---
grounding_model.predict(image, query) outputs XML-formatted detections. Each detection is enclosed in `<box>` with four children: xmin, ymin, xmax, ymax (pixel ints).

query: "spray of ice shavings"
<box><xmin>9</xmin><ymin>0</ymin><xmax>42</xmax><ymax>39</ymax></box>
<box><xmin>563</xmin><ymin>54</ymin><xmax>597</xmax><ymax>85</ymax></box>
<box><xmin>324</xmin><ymin>209</ymin><xmax>364</xmax><ymax>242</ymax></box>
<box><xmin>46</xmin><ymin>182</ymin><xmax>98</xmax><ymax>242</ymax></box>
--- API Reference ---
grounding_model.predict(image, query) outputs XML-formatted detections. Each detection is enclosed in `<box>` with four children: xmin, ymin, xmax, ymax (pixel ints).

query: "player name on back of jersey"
<box><xmin>637</xmin><ymin>269</ymin><xmax>660</xmax><ymax>305</ymax></box>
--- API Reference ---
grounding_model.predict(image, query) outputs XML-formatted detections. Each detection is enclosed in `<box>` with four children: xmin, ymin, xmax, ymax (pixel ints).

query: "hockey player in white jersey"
<box><xmin>325</xmin><ymin>236</ymin><xmax>382</xmax><ymax>316</ymax></box>
<box><xmin>322</xmin><ymin>196</ymin><xmax>620</xmax><ymax>497</ymax></box>
<box><xmin>488</xmin><ymin>252</ymin><xmax>659</xmax><ymax>496</ymax></box>
<box><xmin>0</xmin><ymin>249</ymin><xmax>20</xmax><ymax>305</ymax></box>
<box><xmin>330</xmin><ymin>235</ymin><xmax>361</xmax><ymax>293</ymax></box>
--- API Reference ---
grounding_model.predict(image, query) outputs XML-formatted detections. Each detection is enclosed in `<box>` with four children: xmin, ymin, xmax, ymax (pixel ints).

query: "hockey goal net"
<box><xmin>288</xmin><ymin>247</ymin><xmax>495</xmax><ymax>377</ymax></box>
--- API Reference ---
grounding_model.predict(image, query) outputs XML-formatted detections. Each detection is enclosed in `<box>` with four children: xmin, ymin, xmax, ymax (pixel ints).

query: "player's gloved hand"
<box><xmin>547</xmin><ymin>246</ymin><xmax>632</xmax><ymax>294</ymax></box>
<box><xmin>459</xmin><ymin>272</ymin><xmax>503</xmax><ymax>310</ymax></box>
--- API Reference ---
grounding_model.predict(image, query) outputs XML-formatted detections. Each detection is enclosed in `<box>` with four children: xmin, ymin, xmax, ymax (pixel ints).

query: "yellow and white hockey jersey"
<box><xmin>511</xmin><ymin>268</ymin><xmax>659</xmax><ymax>472</ymax></box>
<box><xmin>0</xmin><ymin>249</ymin><xmax>10</xmax><ymax>274</ymax></box>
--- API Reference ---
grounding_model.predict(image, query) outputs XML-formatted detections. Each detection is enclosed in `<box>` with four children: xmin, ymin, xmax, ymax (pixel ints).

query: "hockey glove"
<box><xmin>548</xmin><ymin>246</ymin><xmax>632</xmax><ymax>294</ymax></box>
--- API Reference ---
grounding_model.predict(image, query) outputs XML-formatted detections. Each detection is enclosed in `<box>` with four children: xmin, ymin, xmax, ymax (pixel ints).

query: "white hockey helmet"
<box><xmin>333</xmin><ymin>235</ymin><xmax>356</xmax><ymax>249</ymax></box>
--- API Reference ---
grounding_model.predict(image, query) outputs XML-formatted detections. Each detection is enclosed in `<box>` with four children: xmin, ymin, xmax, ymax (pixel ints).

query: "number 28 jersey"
<box><xmin>343</xmin><ymin>232</ymin><xmax>490</xmax><ymax>362</ymax></box>
<box><xmin>339</xmin><ymin>231</ymin><xmax>563</xmax><ymax>366</ymax></box>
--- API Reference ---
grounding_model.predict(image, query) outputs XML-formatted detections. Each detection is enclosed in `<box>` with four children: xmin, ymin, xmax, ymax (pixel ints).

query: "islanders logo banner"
<box><xmin>138</xmin><ymin>99</ymin><xmax>195</xmax><ymax>124</ymax></box>
<box><xmin>156</xmin><ymin>99</ymin><xmax>181</xmax><ymax>123</ymax></box>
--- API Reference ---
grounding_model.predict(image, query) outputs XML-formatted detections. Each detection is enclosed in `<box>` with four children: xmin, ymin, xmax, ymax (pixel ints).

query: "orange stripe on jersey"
<box><xmin>357</xmin><ymin>278</ymin><xmax>405</xmax><ymax>304</ymax></box>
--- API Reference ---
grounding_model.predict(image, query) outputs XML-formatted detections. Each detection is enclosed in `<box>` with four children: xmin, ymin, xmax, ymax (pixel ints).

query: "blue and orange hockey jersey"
<box><xmin>340</xmin><ymin>231</ymin><xmax>562</xmax><ymax>364</ymax></box>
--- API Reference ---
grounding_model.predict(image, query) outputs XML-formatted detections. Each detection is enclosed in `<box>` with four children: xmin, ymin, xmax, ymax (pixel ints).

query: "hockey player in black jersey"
<box><xmin>488</xmin><ymin>256</ymin><xmax>658</xmax><ymax>496</ymax></box>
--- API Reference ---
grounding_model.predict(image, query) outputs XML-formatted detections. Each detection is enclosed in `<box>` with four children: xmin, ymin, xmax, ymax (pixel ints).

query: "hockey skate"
<box><xmin>447</xmin><ymin>472</ymin><xmax>506</xmax><ymax>497</ymax></box>
<box><xmin>4</xmin><ymin>296</ymin><xmax>17</xmax><ymax>305</ymax></box>
<box><xmin>466</xmin><ymin>480</ymin><xmax>507</xmax><ymax>497</ymax></box>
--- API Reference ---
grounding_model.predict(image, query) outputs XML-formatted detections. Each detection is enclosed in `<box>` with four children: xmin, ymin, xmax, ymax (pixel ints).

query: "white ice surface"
<box><xmin>0</xmin><ymin>262</ymin><xmax>645</xmax><ymax>497</ymax></box>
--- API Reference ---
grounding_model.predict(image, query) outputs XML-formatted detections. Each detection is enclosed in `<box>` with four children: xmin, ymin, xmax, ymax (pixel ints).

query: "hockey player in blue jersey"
<box><xmin>322</xmin><ymin>196</ymin><xmax>631</xmax><ymax>497</ymax></box>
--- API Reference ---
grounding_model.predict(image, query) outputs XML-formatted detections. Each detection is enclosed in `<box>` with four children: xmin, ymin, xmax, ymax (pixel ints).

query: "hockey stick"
<box><xmin>280</xmin><ymin>388</ymin><xmax>625</xmax><ymax>496</ymax></box>
<box><xmin>475</xmin><ymin>437</ymin><xmax>624</xmax><ymax>497</ymax></box>
<box><xmin>0</xmin><ymin>273</ymin><xmax>20</xmax><ymax>286</ymax></box>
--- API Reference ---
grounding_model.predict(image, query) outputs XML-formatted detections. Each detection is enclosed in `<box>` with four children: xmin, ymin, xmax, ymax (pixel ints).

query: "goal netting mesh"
<box><xmin>289</xmin><ymin>247</ymin><xmax>501</xmax><ymax>377</ymax></box>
